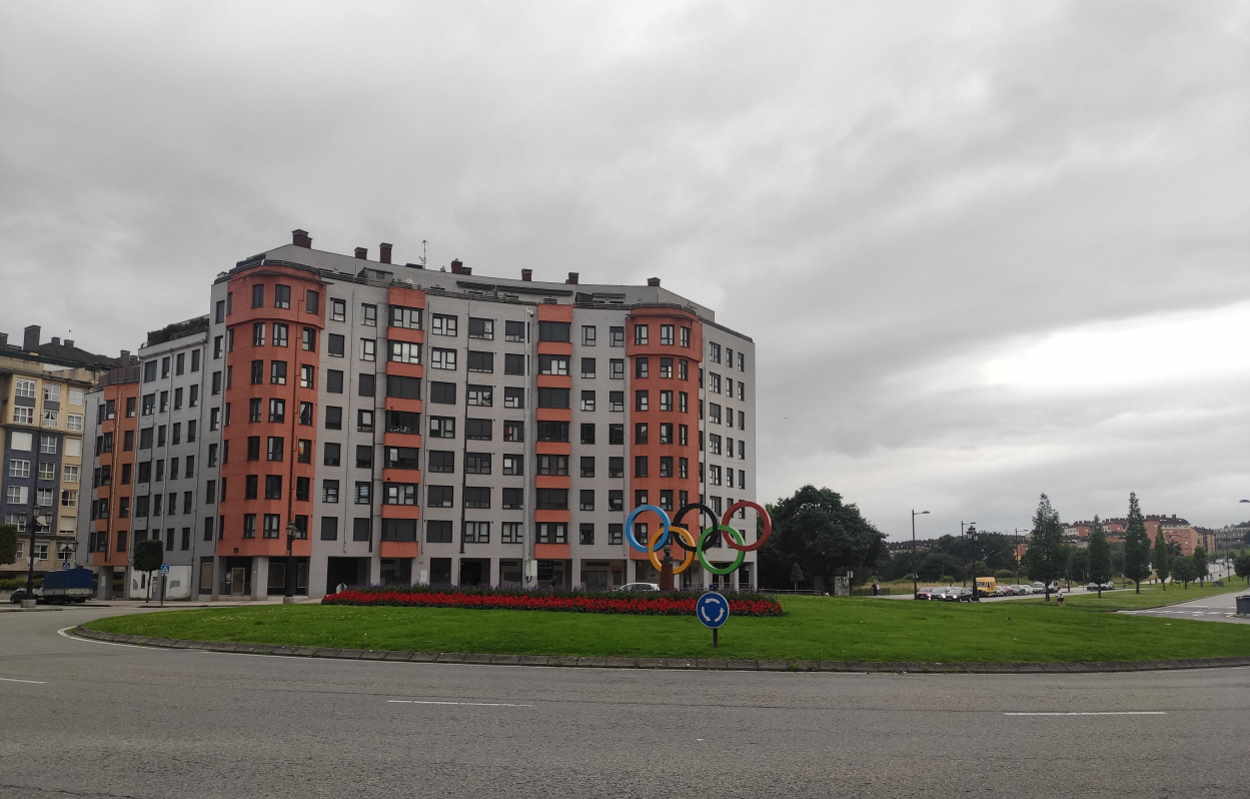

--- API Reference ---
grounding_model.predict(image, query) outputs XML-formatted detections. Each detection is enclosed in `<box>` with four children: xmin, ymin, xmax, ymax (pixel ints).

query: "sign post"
<box><xmin>158</xmin><ymin>563</ymin><xmax>170</xmax><ymax>608</ymax></box>
<box><xmin>695</xmin><ymin>591</ymin><xmax>730</xmax><ymax>648</ymax></box>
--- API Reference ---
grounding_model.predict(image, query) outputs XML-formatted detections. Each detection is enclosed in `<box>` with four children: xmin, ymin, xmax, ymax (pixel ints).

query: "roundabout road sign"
<box><xmin>696</xmin><ymin>591</ymin><xmax>730</xmax><ymax>629</ymax></box>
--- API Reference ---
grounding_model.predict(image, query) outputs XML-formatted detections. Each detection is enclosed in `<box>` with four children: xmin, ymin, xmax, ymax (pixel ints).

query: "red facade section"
<box><xmin>625</xmin><ymin>307</ymin><xmax>703</xmax><ymax>560</ymax></box>
<box><xmin>90</xmin><ymin>380</ymin><xmax>140</xmax><ymax>567</ymax></box>
<box><xmin>536</xmin><ymin>304</ymin><xmax>573</xmax><ymax>526</ymax></box>
<box><xmin>217</xmin><ymin>265</ymin><xmax>324</xmax><ymax>558</ymax></box>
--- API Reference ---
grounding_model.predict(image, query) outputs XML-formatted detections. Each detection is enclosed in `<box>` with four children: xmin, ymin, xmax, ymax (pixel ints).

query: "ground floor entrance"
<box><xmin>459</xmin><ymin>558</ymin><xmax>490</xmax><ymax>587</ymax></box>
<box><xmin>380</xmin><ymin>558</ymin><xmax>412</xmax><ymax>586</ymax></box>
<box><xmin>267</xmin><ymin>557</ymin><xmax>309</xmax><ymax>596</ymax></box>
<box><xmin>325</xmin><ymin>556</ymin><xmax>369</xmax><ymax>595</ymax></box>
<box><xmin>220</xmin><ymin>557</ymin><xmax>252</xmax><ymax>596</ymax></box>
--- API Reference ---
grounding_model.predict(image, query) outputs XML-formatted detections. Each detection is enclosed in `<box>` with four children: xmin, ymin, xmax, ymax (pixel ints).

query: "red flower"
<box><xmin>321</xmin><ymin>588</ymin><xmax>782</xmax><ymax>616</ymax></box>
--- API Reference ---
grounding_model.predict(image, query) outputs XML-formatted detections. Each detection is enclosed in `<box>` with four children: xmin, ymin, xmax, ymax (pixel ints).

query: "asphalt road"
<box><xmin>3</xmin><ymin>606</ymin><xmax>1250</xmax><ymax>799</ymax></box>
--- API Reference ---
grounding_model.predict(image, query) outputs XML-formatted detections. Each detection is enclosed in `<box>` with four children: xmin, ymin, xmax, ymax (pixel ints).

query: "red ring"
<box><xmin>720</xmin><ymin>500</ymin><xmax>772</xmax><ymax>551</ymax></box>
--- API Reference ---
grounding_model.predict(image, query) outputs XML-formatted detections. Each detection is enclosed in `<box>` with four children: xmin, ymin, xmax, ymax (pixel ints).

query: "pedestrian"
<box><xmin>872</xmin><ymin>581</ymin><xmax>880</xmax><ymax>596</ymax></box>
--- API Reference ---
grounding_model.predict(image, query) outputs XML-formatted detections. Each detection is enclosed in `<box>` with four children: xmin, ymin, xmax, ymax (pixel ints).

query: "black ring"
<box><xmin>672</xmin><ymin>503</ymin><xmax>719</xmax><ymax>552</ymax></box>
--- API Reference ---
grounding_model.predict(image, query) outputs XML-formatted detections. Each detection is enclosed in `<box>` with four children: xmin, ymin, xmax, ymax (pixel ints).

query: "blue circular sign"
<box><xmin>695</xmin><ymin>591</ymin><xmax>730</xmax><ymax>629</ymax></box>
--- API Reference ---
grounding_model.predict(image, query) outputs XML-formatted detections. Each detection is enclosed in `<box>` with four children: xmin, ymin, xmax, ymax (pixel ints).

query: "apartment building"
<box><xmin>1</xmin><ymin>325</ymin><xmax>117</xmax><ymax>578</ymax></box>
<box><xmin>79</xmin><ymin>230</ymin><xmax>758</xmax><ymax>599</ymax></box>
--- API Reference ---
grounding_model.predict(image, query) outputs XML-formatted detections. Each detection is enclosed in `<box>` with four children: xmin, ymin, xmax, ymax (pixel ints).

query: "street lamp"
<box><xmin>284</xmin><ymin>522</ymin><xmax>303</xmax><ymax>603</ymax></box>
<box><xmin>23</xmin><ymin>513</ymin><xmax>51</xmax><ymax>608</ymax></box>
<box><xmin>965</xmin><ymin>524</ymin><xmax>980</xmax><ymax>600</ymax></box>
<box><xmin>911</xmin><ymin>509</ymin><xmax>930</xmax><ymax>599</ymax></box>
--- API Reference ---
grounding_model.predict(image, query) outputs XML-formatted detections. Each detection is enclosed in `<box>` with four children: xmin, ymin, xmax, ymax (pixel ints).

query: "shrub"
<box><xmin>322</xmin><ymin>585</ymin><xmax>784</xmax><ymax>617</ymax></box>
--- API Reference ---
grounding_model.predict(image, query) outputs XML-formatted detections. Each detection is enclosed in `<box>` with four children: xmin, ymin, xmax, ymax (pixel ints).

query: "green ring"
<box><xmin>698</xmin><ymin>525</ymin><xmax>746</xmax><ymax>575</ymax></box>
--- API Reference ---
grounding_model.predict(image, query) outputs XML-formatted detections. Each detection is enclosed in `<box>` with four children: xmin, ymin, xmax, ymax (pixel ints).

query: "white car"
<box><xmin>615</xmin><ymin>582</ymin><xmax>660</xmax><ymax>593</ymax></box>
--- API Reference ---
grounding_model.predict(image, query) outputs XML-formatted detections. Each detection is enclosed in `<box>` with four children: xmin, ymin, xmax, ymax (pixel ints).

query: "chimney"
<box><xmin>647</xmin><ymin>277</ymin><xmax>661</xmax><ymax>287</ymax></box>
<box><xmin>291</xmin><ymin>229</ymin><xmax>312</xmax><ymax>248</ymax></box>
<box><xmin>405</xmin><ymin>262</ymin><xmax>424</xmax><ymax>270</ymax></box>
<box><xmin>0</xmin><ymin>333</ymin><xmax>7</xmax><ymax>347</ymax></box>
<box><xmin>64</xmin><ymin>339</ymin><xmax>74</xmax><ymax>348</ymax></box>
<box><xmin>23</xmin><ymin>324</ymin><xmax>40</xmax><ymax>351</ymax></box>
<box><xmin>354</xmin><ymin>247</ymin><xmax>368</xmax><ymax>260</ymax></box>
<box><xmin>51</xmin><ymin>336</ymin><xmax>60</xmax><ymax>346</ymax></box>
<box><xmin>450</xmin><ymin>259</ymin><xmax>464</xmax><ymax>274</ymax></box>
<box><xmin>120</xmin><ymin>350</ymin><xmax>130</xmax><ymax>361</ymax></box>
<box><xmin>379</xmin><ymin>243</ymin><xmax>393</xmax><ymax>264</ymax></box>
<box><xmin>521</xmin><ymin>268</ymin><xmax>532</xmax><ymax>282</ymax></box>
<box><xmin>566</xmin><ymin>272</ymin><xmax>579</xmax><ymax>285</ymax></box>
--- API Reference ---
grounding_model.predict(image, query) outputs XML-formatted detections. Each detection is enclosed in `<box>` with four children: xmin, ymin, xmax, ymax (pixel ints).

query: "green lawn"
<box><xmin>1026</xmin><ymin>581</ymin><xmax>1244</xmax><ymax>611</ymax></box>
<box><xmin>85</xmin><ymin>590</ymin><xmax>1250</xmax><ymax>664</ymax></box>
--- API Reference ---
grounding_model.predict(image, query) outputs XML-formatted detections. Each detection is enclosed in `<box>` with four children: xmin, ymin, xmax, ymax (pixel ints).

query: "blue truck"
<box><xmin>9</xmin><ymin>567</ymin><xmax>96</xmax><ymax>604</ymax></box>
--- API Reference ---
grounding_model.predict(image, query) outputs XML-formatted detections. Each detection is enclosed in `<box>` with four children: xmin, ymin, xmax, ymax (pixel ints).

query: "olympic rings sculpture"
<box><xmin>624</xmin><ymin>501</ymin><xmax>773</xmax><ymax>576</ymax></box>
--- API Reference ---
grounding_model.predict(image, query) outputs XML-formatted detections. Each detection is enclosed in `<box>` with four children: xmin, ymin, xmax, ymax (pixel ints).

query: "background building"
<box><xmin>1</xmin><ymin>325</ymin><xmax>117</xmax><ymax>578</ymax></box>
<box><xmin>79</xmin><ymin>230</ymin><xmax>758</xmax><ymax>598</ymax></box>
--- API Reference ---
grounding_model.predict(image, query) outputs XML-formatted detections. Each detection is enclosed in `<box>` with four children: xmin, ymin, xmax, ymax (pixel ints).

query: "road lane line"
<box><xmin>0</xmin><ymin>677</ymin><xmax>48</xmax><ymax>684</ymax></box>
<box><xmin>1004</xmin><ymin>711</ymin><xmax>1166</xmax><ymax>716</ymax></box>
<box><xmin>388</xmin><ymin>699</ymin><xmax>534</xmax><ymax>708</ymax></box>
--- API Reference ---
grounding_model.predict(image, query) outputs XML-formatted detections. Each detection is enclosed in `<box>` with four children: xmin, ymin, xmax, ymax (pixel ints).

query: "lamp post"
<box><xmin>23</xmin><ymin>513</ymin><xmax>50</xmax><ymax>608</ymax></box>
<box><xmin>965</xmin><ymin>524</ymin><xmax>979</xmax><ymax>600</ymax></box>
<box><xmin>284</xmin><ymin>522</ymin><xmax>302</xmax><ymax>603</ymax></box>
<box><xmin>911</xmin><ymin>509</ymin><xmax>930</xmax><ymax>599</ymax></box>
<box><xmin>960</xmin><ymin>520</ymin><xmax>976</xmax><ymax>589</ymax></box>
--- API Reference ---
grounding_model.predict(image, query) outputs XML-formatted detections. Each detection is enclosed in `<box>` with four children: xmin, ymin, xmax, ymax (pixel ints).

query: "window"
<box><xmin>252</xmin><ymin>322</ymin><xmax>266</xmax><ymax>347</ymax></box>
<box><xmin>738</xmin><ymin>351</ymin><xmax>746</xmax><ymax>371</ymax></box>
<box><xmin>355</xmin><ymin>481</ymin><xmax>372</xmax><ymax>505</ymax></box>
<box><xmin>321</xmin><ymin>517</ymin><xmax>339</xmax><ymax>541</ymax></box>
<box><xmin>353</xmin><ymin>518</ymin><xmax>371</xmax><ymax>542</ymax></box>
<box><xmin>331</xmin><ymin>298</ymin><xmax>346</xmax><ymax>322</ymax></box>
<box><xmin>660</xmin><ymin>358</ymin><xmax>673</xmax><ymax>379</ymax></box>
<box><xmin>428</xmin><ymin>450</ymin><xmax>455</xmax><ymax>473</ymax></box>
<box><xmin>38</xmin><ymin>462</ymin><xmax>55</xmax><ymax>480</ymax></box>
<box><xmin>251</xmin><ymin>284</ymin><xmax>265</xmax><ymax>308</ymax></box>
<box><xmin>429</xmin><ymin>416</ymin><xmax>455</xmax><ymax>438</ymax></box>
<box><xmin>504</xmin><ymin>353</ymin><xmax>524</xmax><ymax>376</ymax></box>
<box><xmin>536</xmin><ymin>420</ymin><xmax>568</xmax><ymax>442</ymax></box>
<box><xmin>390</xmin><ymin>305</ymin><xmax>421</xmax><ymax>329</ymax></box>
<box><xmin>13</xmin><ymin>406</ymin><xmax>33</xmax><ymax>424</ymax></box>
<box><xmin>9</xmin><ymin>459</ymin><xmax>30</xmax><ymax>478</ymax></box>
<box><xmin>503</xmin><ymin>454</ymin><xmax>524</xmax><ymax>475</ymax></box>
<box><xmin>274</xmin><ymin>284</ymin><xmax>291</xmax><ymax>309</ymax></box>
<box><xmin>465</xmin><ymin>418</ymin><xmax>492</xmax><ymax>440</ymax></box>
<box><xmin>504</xmin><ymin>387</ymin><xmax>524</xmax><ymax>408</ymax></box>
<box><xmin>681</xmin><ymin>326</ymin><xmax>692</xmax><ymax>348</ymax></box>
<box><xmin>359</xmin><ymin>373</ymin><xmax>375</xmax><ymax>397</ymax></box>
<box><xmin>580</xmin><ymin>423</ymin><xmax>596</xmax><ymax>445</ymax></box>
<box><xmin>268</xmin><ymin>398</ymin><xmax>285</xmax><ymax>423</ymax></box>
<box><xmin>536</xmin><ymin>522</ymin><xmax>567</xmax><ymax>544</ymax></box>
<box><xmin>582</xmin><ymin>325</ymin><xmax>597</xmax><ymax>346</ymax></box>
<box><xmin>385</xmin><ymin>446</ymin><xmax>421</xmax><ymax>470</ymax></box>
<box><xmin>430</xmin><ymin>382</ymin><xmax>457</xmax><ymax>404</ymax></box>
<box><xmin>537</xmin><ymin>454</ymin><xmax>568</xmax><ymax>476</ymax></box>
<box><xmin>42</xmin><ymin>409</ymin><xmax>57</xmax><ymax>426</ymax></box>
<box><xmin>265</xmin><ymin>475</ymin><xmax>283</xmax><ymax>500</ymax></box>
<box><xmin>609</xmin><ymin>424</ymin><xmax>624</xmax><ymax>445</ymax></box>
<box><xmin>539</xmin><ymin>355</ymin><xmax>568</xmax><ymax>375</ymax></box>
<box><xmin>634</xmin><ymin>456</ymin><xmax>648</xmax><ymax>478</ymax></box>
<box><xmin>502</xmin><ymin>488</ymin><xmax>523</xmax><ymax>510</ymax></box>
<box><xmin>635</xmin><ymin>390</ymin><xmax>649</xmax><ymax>411</ymax></box>
<box><xmin>427</xmin><ymin>520</ymin><xmax>453</xmax><ymax>543</ymax></box>
<box><xmin>610</xmin><ymin>326</ymin><xmax>624</xmax><ymax>347</ymax></box>
<box><xmin>502</xmin><ymin>522</ymin><xmax>523</xmax><ymax>543</ymax></box>
<box><xmin>359</xmin><ymin>338</ymin><xmax>376</xmax><ymax>361</ymax></box>
<box><xmin>467</xmin><ymin>385</ymin><xmax>493</xmax><ymax>407</ymax></box>
<box><xmin>580</xmin><ymin>391</ymin><xmax>596</xmax><ymax>412</ymax></box>
<box><xmin>579</xmin><ymin>523</ymin><xmax>595</xmax><ymax>545</ymax></box>
<box><xmin>659</xmin><ymin>423</ymin><xmax>673</xmax><ymax>444</ymax></box>
<box><xmin>300</xmin><ymin>364</ymin><xmax>315</xmax><ymax>389</ymax></box>
<box><xmin>634</xmin><ymin>324</ymin><xmax>649</xmax><ymax>345</ymax></box>
<box><xmin>273</xmin><ymin>323</ymin><xmax>289</xmax><ymax>347</ymax></box>
<box><xmin>428</xmin><ymin>485</ymin><xmax>454</xmax><ymax>508</ymax></box>
<box><xmin>301</xmin><ymin>327</ymin><xmax>316</xmax><ymax>352</ymax></box>
<box><xmin>504</xmin><ymin>320</ymin><xmax>526</xmax><ymax>342</ymax></box>
<box><xmin>63</xmin><ymin>464</ymin><xmax>79</xmax><ymax>484</ymax></box>
<box><xmin>610</xmin><ymin>359</ymin><xmax>625</xmax><ymax>380</ymax></box>
<box><xmin>609</xmin><ymin>524</ymin><xmax>623</xmax><ymax>545</ymax></box>
<box><xmin>536</xmin><ymin>488</ymin><xmax>568</xmax><ymax>510</ymax></box>
<box><xmin>468</xmin><ymin>317</ymin><xmax>494</xmax><ymax>339</ymax></box>
<box><xmin>324</xmin><ymin>442</ymin><xmax>341</xmax><ymax>466</ymax></box>
<box><xmin>263</xmin><ymin>514</ymin><xmax>281</xmax><ymax>538</ymax></box>
<box><xmin>382</xmin><ymin>519</ymin><xmax>417</xmax><ymax>542</ymax></box>
<box><xmin>635</xmin><ymin>358</ymin><xmax>649</xmax><ymax>379</ymax></box>
<box><xmin>384</xmin><ymin>483</ymin><xmax>419</xmax><ymax>505</ymax></box>
<box><xmin>464</xmin><ymin>521</ymin><xmax>491</xmax><ymax>544</ymax></box>
<box><xmin>609</xmin><ymin>391</ymin><xmax>624</xmax><ymax>412</ymax></box>
<box><xmin>432</xmin><ymin>314</ymin><xmax>457</xmax><ymax>336</ymax></box>
<box><xmin>40</xmin><ymin>437</ymin><xmax>57</xmax><ymax>455</ymax></box>
<box><xmin>660</xmin><ymin>391</ymin><xmax>673</xmax><ymax>412</ymax></box>
<box><xmin>464</xmin><ymin>486</ymin><xmax>490</xmax><ymax>509</ymax></box>
<box><xmin>538</xmin><ymin>321</ymin><xmax>570</xmax><ymax>342</ymax></box>
<box><xmin>161</xmin><ymin>357</ymin><xmax>170</xmax><ymax>378</ymax></box>
<box><xmin>467</xmin><ymin>351</ymin><xmax>494</xmax><ymax>373</ymax></box>
<box><xmin>388</xmin><ymin>340</ymin><xmax>421</xmax><ymax>364</ymax></box>
<box><xmin>431</xmin><ymin>348</ymin><xmax>456</xmax><ymax>370</ymax></box>
<box><xmin>358</xmin><ymin>409</ymin><xmax>374</xmax><ymax>432</ymax></box>
<box><xmin>709</xmin><ymin>341</ymin><xmax>721</xmax><ymax>363</ymax></box>
<box><xmin>305</xmin><ymin>289</ymin><xmax>319</xmax><ymax>314</ymax></box>
<box><xmin>537</xmin><ymin>387</ymin><xmax>569</xmax><ymax>409</ymax></box>
<box><xmin>386</xmin><ymin>376</ymin><xmax>421</xmax><ymax>400</ymax></box>
<box><xmin>503</xmin><ymin>420</ymin><xmax>524</xmax><ymax>442</ymax></box>
<box><xmin>579</xmin><ymin>490</ymin><xmax>595</xmax><ymax>512</ymax></box>
<box><xmin>660</xmin><ymin>324</ymin><xmax>674</xmax><ymax>345</ymax></box>
<box><xmin>328</xmin><ymin>334</ymin><xmax>344</xmax><ymax>357</ymax></box>
<box><xmin>266</xmin><ymin>436</ymin><xmax>284</xmax><ymax>462</ymax></box>
<box><xmin>270</xmin><ymin>360</ymin><xmax>287</xmax><ymax>385</ymax></box>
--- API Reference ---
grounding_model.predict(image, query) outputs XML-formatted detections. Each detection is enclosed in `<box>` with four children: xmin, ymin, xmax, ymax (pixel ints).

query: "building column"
<box><xmin>570</xmin><ymin>558</ymin><xmax>583</xmax><ymax>591</ymax></box>
<box><xmin>488</xmin><ymin>558</ymin><xmax>500</xmax><ymax>588</ymax></box>
<box><xmin>252</xmin><ymin>556</ymin><xmax>269</xmax><ymax>600</ymax></box>
<box><xmin>449</xmin><ymin>556</ymin><xmax>460</xmax><ymax>587</ymax></box>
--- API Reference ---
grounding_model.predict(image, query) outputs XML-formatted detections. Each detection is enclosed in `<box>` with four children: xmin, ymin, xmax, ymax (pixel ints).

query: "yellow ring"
<box><xmin>648</xmin><ymin>525</ymin><xmax>697</xmax><ymax>575</ymax></box>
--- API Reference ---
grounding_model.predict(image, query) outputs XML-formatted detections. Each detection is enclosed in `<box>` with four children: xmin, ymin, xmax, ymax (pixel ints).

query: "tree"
<box><xmin>1122</xmin><ymin>492</ymin><xmax>1151</xmax><ymax>593</ymax></box>
<box><xmin>1193</xmin><ymin>546</ymin><xmax>1208</xmax><ymax>586</ymax></box>
<box><xmin>1235</xmin><ymin>554</ymin><xmax>1250</xmax><ymax>585</ymax></box>
<box><xmin>1172</xmin><ymin>556</ymin><xmax>1197</xmax><ymax>589</ymax></box>
<box><xmin>0</xmin><ymin>524</ymin><xmax>17</xmax><ymax>566</ymax></box>
<box><xmin>133</xmin><ymin>539</ymin><xmax>163</xmax><ymax>602</ymax></box>
<box><xmin>1065</xmin><ymin>546</ymin><xmax>1088</xmax><ymax>585</ymax></box>
<box><xmin>1153</xmin><ymin>531</ymin><xmax>1170</xmax><ymax>590</ymax></box>
<box><xmin>1087</xmin><ymin>516</ymin><xmax>1111</xmax><ymax>595</ymax></box>
<box><xmin>758</xmin><ymin>485</ymin><xmax>886</xmax><ymax>591</ymax></box>
<box><xmin>1022</xmin><ymin>494</ymin><xmax>1065</xmax><ymax>601</ymax></box>
<box><xmin>789</xmin><ymin>562</ymin><xmax>804</xmax><ymax>591</ymax></box>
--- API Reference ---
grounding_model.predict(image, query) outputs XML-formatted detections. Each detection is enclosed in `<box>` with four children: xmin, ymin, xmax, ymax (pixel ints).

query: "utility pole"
<box><xmin>911</xmin><ymin>508</ymin><xmax>929</xmax><ymax>599</ymax></box>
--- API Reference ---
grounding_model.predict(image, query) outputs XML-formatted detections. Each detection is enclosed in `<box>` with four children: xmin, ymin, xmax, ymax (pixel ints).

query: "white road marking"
<box><xmin>387</xmin><ymin>699</ymin><xmax>534</xmax><ymax>708</ymax></box>
<box><xmin>0</xmin><ymin>676</ymin><xmax>48</xmax><ymax>684</ymax></box>
<box><xmin>1003</xmin><ymin>711</ymin><xmax>1167</xmax><ymax>717</ymax></box>
<box><xmin>57</xmin><ymin>626</ymin><xmax>156</xmax><ymax>649</ymax></box>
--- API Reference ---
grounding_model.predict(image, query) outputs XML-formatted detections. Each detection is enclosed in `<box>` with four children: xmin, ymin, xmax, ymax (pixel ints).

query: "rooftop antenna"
<box><xmin>421</xmin><ymin>240</ymin><xmax>428</xmax><ymax>268</ymax></box>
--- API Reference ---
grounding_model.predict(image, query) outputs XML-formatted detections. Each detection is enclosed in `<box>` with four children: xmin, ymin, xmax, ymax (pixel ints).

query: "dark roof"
<box><xmin>1</xmin><ymin>339</ymin><xmax>118</xmax><ymax>371</ymax></box>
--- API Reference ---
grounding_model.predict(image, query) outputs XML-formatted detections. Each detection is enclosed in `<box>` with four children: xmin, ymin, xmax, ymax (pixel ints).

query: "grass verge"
<box><xmin>1023</xmin><ymin>582</ymin><xmax>1243</xmax><ymax>611</ymax></box>
<box><xmin>85</xmin><ymin>591</ymin><xmax>1250</xmax><ymax>663</ymax></box>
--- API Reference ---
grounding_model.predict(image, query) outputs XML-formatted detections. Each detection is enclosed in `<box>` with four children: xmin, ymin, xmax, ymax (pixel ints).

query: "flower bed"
<box><xmin>322</xmin><ymin>586</ymin><xmax>783</xmax><ymax>617</ymax></box>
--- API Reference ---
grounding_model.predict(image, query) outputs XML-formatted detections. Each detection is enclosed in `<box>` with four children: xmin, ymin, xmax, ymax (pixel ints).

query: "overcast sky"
<box><xmin>3</xmin><ymin>1</ymin><xmax>1248</xmax><ymax>540</ymax></box>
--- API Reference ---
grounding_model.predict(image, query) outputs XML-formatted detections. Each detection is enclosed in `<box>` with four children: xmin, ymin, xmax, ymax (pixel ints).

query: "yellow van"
<box><xmin>975</xmin><ymin>576</ymin><xmax>998</xmax><ymax>597</ymax></box>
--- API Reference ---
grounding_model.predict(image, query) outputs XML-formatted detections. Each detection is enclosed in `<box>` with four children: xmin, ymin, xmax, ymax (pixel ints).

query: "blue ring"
<box><xmin>624</xmin><ymin>505</ymin><xmax>671</xmax><ymax>552</ymax></box>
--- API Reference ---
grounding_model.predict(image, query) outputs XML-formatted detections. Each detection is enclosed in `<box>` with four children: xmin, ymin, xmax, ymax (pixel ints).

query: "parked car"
<box><xmin>1012</xmin><ymin>584</ymin><xmax>1032</xmax><ymax>595</ymax></box>
<box><xmin>1031</xmin><ymin>582</ymin><xmax>1046</xmax><ymax>593</ymax></box>
<box><xmin>916</xmin><ymin>587</ymin><xmax>940</xmax><ymax>600</ymax></box>
<box><xmin>1085</xmin><ymin>582</ymin><xmax>1101</xmax><ymax>592</ymax></box>
<box><xmin>615</xmin><ymin>582</ymin><xmax>660</xmax><ymax>593</ymax></box>
<box><xmin>1099</xmin><ymin>581</ymin><xmax>1115</xmax><ymax>591</ymax></box>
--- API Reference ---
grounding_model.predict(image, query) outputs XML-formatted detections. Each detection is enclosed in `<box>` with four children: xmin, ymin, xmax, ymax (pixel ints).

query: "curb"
<box><xmin>67</xmin><ymin>626</ymin><xmax>1250</xmax><ymax>674</ymax></box>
